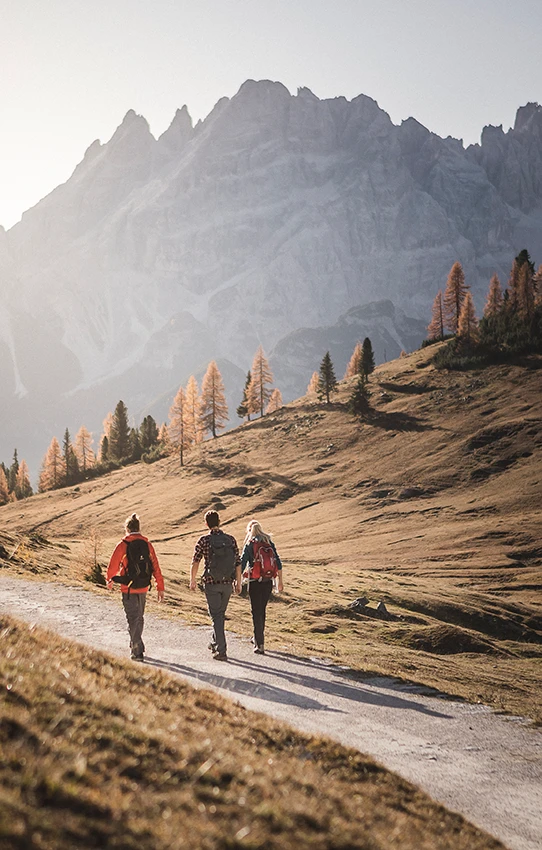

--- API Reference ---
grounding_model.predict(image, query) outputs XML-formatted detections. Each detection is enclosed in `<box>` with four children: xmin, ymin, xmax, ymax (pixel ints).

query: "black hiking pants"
<box><xmin>248</xmin><ymin>579</ymin><xmax>273</xmax><ymax>649</ymax></box>
<box><xmin>122</xmin><ymin>591</ymin><xmax>147</xmax><ymax>658</ymax></box>
<box><xmin>205</xmin><ymin>582</ymin><xmax>232</xmax><ymax>655</ymax></box>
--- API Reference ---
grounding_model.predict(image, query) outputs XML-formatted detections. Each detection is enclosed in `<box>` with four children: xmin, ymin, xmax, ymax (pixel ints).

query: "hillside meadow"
<box><xmin>1</xmin><ymin>345</ymin><xmax>541</xmax><ymax>722</ymax></box>
<box><xmin>0</xmin><ymin>613</ymin><xmax>505</xmax><ymax>849</ymax></box>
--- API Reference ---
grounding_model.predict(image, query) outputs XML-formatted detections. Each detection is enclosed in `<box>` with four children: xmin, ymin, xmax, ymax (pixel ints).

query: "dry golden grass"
<box><xmin>0</xmin><ymin>614</ymin><xmax>504</xmax><ymax>850</ymax></box>
<box><xmin>1</xmin><ymin>346</ymin><xmax>541</xmax><ymax>721</ymax></box>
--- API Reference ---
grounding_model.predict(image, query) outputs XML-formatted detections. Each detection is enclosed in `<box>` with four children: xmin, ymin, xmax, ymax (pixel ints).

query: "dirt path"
<box><xmin>1</xmin><ymin>575</ymin><xmax>540</xmax><ymax>850</ymax></box>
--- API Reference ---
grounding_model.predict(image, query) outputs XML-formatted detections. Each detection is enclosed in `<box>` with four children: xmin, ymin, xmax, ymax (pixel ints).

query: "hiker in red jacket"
<box><xmin>107</xmin><ymin>513</ymin><xmax>164</xmax><ymax>661</ymax></box>
<box><xmin>241</xmin><ymin>520</ymin><xmax>283</xmax><ymax>655</ymax></box>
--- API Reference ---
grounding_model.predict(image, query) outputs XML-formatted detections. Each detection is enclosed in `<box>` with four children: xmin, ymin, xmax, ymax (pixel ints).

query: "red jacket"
<box><xmin>107</xmin><ymin>532</ymin><xmax>164</xmax><ymax>594</ymax></box>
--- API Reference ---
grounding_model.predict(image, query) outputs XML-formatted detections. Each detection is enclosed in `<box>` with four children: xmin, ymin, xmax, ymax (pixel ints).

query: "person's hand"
<box><xmin>235</xmin><ymin>579</ymin><xmax>242</xmax><ymax>595</ymax></box>
<box><xmin>157</xmin><ymin>590</ymin><xmax>165</xmax><ymax>603</ymax></box>
<box><xmin>189</xmin><ymin>580</ymin><xmax>197</xmax><ymax>592</ymax></box>
<box><xmin>277</xmin><ymin>577</ymin><xmax>284</xmax><ymax>593</ymax></box>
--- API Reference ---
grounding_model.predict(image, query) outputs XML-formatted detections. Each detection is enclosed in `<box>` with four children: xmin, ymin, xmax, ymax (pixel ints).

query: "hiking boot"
<box><xmin>208</xmin><ymin>641</ymin><xmax>218</xmax><ymax>653</ymax></box>
<box><xmin>254</xmin><ymin>645</ymin><xmax>265</xmax><ymax>655</ymax></box>
<box><xmin>131</xmin><ymin>654</ymin><xmax>144</xmax><ymax>662</ymax></box>
<box><xmin>214</xmin><ymin>652</ymin><xmax>228</xmax><ymax>661</ymax></box>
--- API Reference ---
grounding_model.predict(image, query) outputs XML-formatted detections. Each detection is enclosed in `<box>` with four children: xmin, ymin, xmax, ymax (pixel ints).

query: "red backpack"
<box><xmin>251</xmin><ymin>539</ymin><xmax>279</xmax><ymax>581</ymax></box>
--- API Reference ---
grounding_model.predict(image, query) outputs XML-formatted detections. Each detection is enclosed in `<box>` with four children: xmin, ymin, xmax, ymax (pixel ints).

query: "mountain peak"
<box><xmin>514</xmin><ymin>102</ymin><xmax>542</xmax><ymax>132</ymax></box>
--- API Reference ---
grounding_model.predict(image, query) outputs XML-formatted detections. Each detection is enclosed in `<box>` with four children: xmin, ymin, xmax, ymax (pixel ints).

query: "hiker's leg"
<box><xmin>205</xmin><ymin>584</ymin><xmax>231</xmax><ymax>655</ymax></box>
<box><xmin>122</xmin><ymin>592</ymin><xmax>147</xmax><ymax>657</ymax></box>
<box><xmin>249</xmin><ymin>581</ymin><xmax>271</xmax><ymax>648</ymax></box>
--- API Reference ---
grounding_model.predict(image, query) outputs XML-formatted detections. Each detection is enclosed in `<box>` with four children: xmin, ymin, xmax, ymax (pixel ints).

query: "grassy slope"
<box><xmin>0</xmin><ymin>614</ymin><xmax>504</xmax><ymax>850</ymax></box>
<box><xmin>1</xmin><ymin>345</ymin><xmax>541</xmax><ymax>721</ymax></box>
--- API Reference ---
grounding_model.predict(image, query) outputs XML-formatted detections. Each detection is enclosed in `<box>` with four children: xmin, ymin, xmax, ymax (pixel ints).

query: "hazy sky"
<box><xmin>1</xmin><ymin>0</ymin><xmax>541</xmax><ymax>229</ymax></box>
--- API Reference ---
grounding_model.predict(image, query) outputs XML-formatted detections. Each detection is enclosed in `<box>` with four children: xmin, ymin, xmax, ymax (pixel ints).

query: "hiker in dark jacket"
<box><xmin>241</xmin><ymin>520</ymin><xmax>283</xmax><ymax>655</ymax></box>
<box><xmin>190</xmin><ymin>510</ymin><xmax>241</xmax><ymax>661</ymax></box>
<box><xmin>107</xmin><ymin>513</ymin><xmax>164</xmax><ymax>661</ymax></box>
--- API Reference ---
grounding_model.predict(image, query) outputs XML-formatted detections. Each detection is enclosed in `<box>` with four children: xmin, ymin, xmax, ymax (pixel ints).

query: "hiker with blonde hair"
<box><xmin>107</xmin><ymin>513</ymin><xmax>164</xmax><ymax>661</ymax></box>
<box><xmin>241</xmin><ymin>520</ymin><xmax>283</xmax><ymax>655</ymax></box>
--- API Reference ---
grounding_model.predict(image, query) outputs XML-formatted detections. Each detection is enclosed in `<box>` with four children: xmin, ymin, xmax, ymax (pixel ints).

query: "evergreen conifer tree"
<box><xmin>99</xmin><ymin>435</ymin><xmax>110</xmax><ymax>464</ymax></box>
<box><xmin>129</xmin><ymin>427</ymin><xmax>142</xmax><ymax>461</ymax></box>
<box><xmin>443</xmin><ymin>261</ymin><xmax>468</xmax><ymax>333</ymax></box>
<box><xmin>344</xmin><ymin>342</ymin><xmax>362</xmax><ymax>379</ymax></box>
<box><xmin>63</xmin><ymin>428</ymin><xmax>80</xmax><ymax>485</ymax></box>
<box><xmin>348</xmin><ymin>369</ymin><xmax>371</xmax><ymax>417</ymax></box>
<box><xmin>140</xmin><ymin>416</ymin><xmax>159</xmax><ymax>451</ymax></box>
<box><xmin>237</xmin><ymin>371</ymin><xmax>252</xmax><ymax>420</ymax></box>
<box><xmin>0</xmin><ymin>467</ymin><xmax>9</xmax><ymax>504</ymax></box>
<box><xmin>109</xmin><ymin>401</ymin><xmax>131</xmax><ymax>460</ymax></box>
<box><xmin>248</xmin><ymin>347</ymin><xmax>274</xmax><ymax>418</ymax></box>
<box><xmin>517</xmin><ymin>262</ymin><xmax>535</xmax><ymax>321</ymax></box>
<box><xmin>427</xmin><ymin>291</ymin><xmax>445</xmax><ymax>340</ymax></box>
<box><xmin>8</xmin><ymin>449</ymin><xmax>19</xmax><ymax>493</ymax></box>
<box><xmin>199</xmin><ymin>361</ymin><xmax>229</xmax><ymax>438</ymax></box>
<box><xmin>14</xmin><ymin>460</ymin><xmax>33</xmax><ymax>499</ymax></box>
<box><xmin>317</xmin><ymin>352</ymin><xmax>338</xmax><ymax>404</ymax></box>
<box><xmin>361</xmin><ymin>337</ymin><xmax>375</xmax><ymax>375</ymax></box>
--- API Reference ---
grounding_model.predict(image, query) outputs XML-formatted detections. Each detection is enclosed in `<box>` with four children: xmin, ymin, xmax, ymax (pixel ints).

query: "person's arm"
<box><xmin>233</xmin><ymin>537</ymin><xmax>242</xmax><ymax>594</ymax></box>
<box><xmin>148</xmin><ymin>542</ymin><xmax>165</xmax><ymax>602</ymax></box>
<box><xmin>190</xmin><ymin>537</ymin><xmax>204</xmax><ymax>591</ymax></box>
<box><xmin>272</xmin><ymin>542</ymin><xmax>283</xmax><ymax>592</ymax></box>
<box><xmin>106</xmin><ymin>540</ymin><xmax>126</xmax><ymax>588</ymax></box>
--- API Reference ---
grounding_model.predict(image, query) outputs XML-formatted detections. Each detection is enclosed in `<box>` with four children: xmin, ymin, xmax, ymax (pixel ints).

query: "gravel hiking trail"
<box><xmin>1</xmin><ymin>575</ymin><xmax>540</xmax><ymax>850</ymax></box>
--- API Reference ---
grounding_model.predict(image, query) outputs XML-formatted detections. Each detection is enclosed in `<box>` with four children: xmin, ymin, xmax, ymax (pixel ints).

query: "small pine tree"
<box><xmin>237</xmin><ymin>371</ymin><xmax>252</xmax><ymax>420</ymax></box>
<box><xmin>427</xmin><ymin>290</ymin><xmax>445</xmax><ymax>340</ymax></box>
<box><xmin>0</xmin><ymin>466</ymin><xmax>9</xmax><ymax>505</ymax></box>
<box><xmin>266</xmin><ymin>388</ymin><xmax>283</xmax><ymax>414</ymax></box>
<box><xmin>348</xmin><ymin>369</ymin><xmax>371</xmax><ymax>417</ymax></box>
<box><xmin>140</xmin><ymin>416</ymin><xmax>159</xmax><ymax>452</ymax></box>
<box><xmin>457</xmin><ymin>291</ymin><xmax>479</xmax><ymax>345</ymax></box>
<box><xmin>484</xmin><ymin>274</ymin><xmax>503</xmax><ymax>318</ymax></box>
<box><xmin>248</xmin><ymin>346</ymin><xmax>274</xmax><ymax>418</ymax></box>
<box><xmin>307</xmin><ymin>371</ymin><xmax>319</xmax><ymax>394</ymax></box>
<box><xmin>63</xmin><ymin>428</ymin><xmax>80</xmax><ymax>485</ymax></box>
<box><xmin>129</xmin><ymin>427</ymin><xmax>142</xmax><ymax>461</ymax></box>
<box><xmin>99</xmin><ymin>435</ymin><xmax>110</xmax><ymax>464</ymax></box>
<box><xmin>361</xmin><ymin>337</ymin><xmax>375</xmax><ymax>375</ymax></box>
<box><xmin>443</xmin><ymin>261</ymin><xmax>468</xmax><ymax>334</ymax></box>
<box><xmin>317</xmin><ymin>352</ymin><xmax>338</xmax><ymax>404</ymax></box>
<box><xmin>199</xmin><ymin>361</ymin><xmax>229</xmax><ymax>438</ymax></box>
<box><xmin>14</xmin><ymin>461</ymin><xmax>33</xmax><ymax>500</ymax></box>
<box><xmin>517</xmin><ymin>262</ymin><xmax>535</xmax><ymax>321</ymax></box>
<box><xmin>344</xmin><ymin>342</ymin><xmax>362</xmax><ymax>379</ymax></box>
<box><xmin>109</xmin><ymin>401</ymin><xmax>131</xmax><ymax>461</ymax></box>
<box><xmin>8</xmin><ymin>449</ymin><xmax>19</xmax><ymax>493</ymax></box>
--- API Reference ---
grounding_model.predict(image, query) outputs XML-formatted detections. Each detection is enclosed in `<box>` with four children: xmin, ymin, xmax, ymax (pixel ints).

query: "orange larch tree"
<box><xmin>483</xmin><ymin>274</ymin><xmax>503</xmax><ymax>318</ymax></box>
<box><xmin>0</xmin><ymin>467</ymin><xmax>9</xmax><ymax>504</ymax></box>
<box><xmin>248</xmin><ymin>346</ymin><xmax>274</xmax><ymax>418</ymax></box>
<box><xmin>307</xmin><ymin>372</ymin><xmax>319</xmax><ymax>394</ymax></box>
<box><xmin>443</xmin><ymin>261</ymin><xmax>468</xmax><ymax>333</ymax></box>
<box><xmin>457</xmin><ymin>291</ymin><xmax>479</xmax><ymax>345</ymax></box>
<box><xmin>75</xmin><ymin>426</ymin><xmax>95</xmax><ymax>473</ymax></box>
<box><xmin>185</xmin><ymin>375</ymin><xmax>202</xmax><ymax>445</ymax></box>
<box><xmin>199</xmin><ymin>361</ymin><xmax>229</xmax><ymax>438</ymax></box>
<box><xmin>38</xmin><ymin>437</ymin><xmax>66</xmax><ymax>492</ymax></box>
<box><xmin>344</xmin><ymin>342</ymin><xmax>363</xmax><ymax>378</ymax></box>
<box><xmin>169</xmin><ymin>385</ymin><xmax>190</xmax><ymax>466</ymax></box>
<box><xmin>427</xmin><ymin>290</ymin><xmax>445</xmax><ymax>340</ymax></box>
<box><xmin>14</xmin><ymin>460</ymin><xmax>33</xmax><ymax>499</ymax></box>
<box><xmin>266</xmin><ymin>388</ymin><xmax>283</xmax><ymax>414</ymax></box>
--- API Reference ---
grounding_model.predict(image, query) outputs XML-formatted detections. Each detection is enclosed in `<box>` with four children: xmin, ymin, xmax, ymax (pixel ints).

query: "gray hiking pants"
<box><xmin>205</xmin><ymin>582</ymin><xmax>232</xmax><ymax>655</ymax></box>
<box><xmin>122</xmin><ymin>591</ymin><xmax>147</xmax><ymax>658</ymax></box>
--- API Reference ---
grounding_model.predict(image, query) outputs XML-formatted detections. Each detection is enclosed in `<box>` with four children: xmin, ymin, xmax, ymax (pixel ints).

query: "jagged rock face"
<box><xmin>468</xmin><ymin>103</ymin><xmax>542</xmax><ymax>213</ymax></box>
<box><xmin>1</xmin><ymin>82</ymin><xmax>541</xmax><ymax>473</ymax></box>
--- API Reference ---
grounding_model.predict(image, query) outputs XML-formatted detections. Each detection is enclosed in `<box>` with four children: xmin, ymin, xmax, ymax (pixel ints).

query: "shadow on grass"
<box><xmin>367</xmin><ymin>410</ymin><xmax>431</xmax><ymax>432</ymax></box>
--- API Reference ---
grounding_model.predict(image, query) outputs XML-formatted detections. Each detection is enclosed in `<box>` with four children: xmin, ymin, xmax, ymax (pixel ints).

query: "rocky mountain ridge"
<box><xmin>1</xmin><ymin>81</ymin><xmax>541</xmax><ymax>473</ymax></box>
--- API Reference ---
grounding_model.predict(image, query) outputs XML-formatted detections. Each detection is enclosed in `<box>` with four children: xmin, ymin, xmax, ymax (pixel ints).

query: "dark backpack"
<box><xmin>250</xmin><ymin>539</ymin><xmax>278</xmax><ymax>581</ymax></box>
<box><xmin>206</xmin><ymin>531</ymin><xmax>236</xmax><ymax>582</ymax></box>
<box><xmin>124</xmin><ymin>538</ymin><xmax>153</xmax><ymax>589</ymax></box>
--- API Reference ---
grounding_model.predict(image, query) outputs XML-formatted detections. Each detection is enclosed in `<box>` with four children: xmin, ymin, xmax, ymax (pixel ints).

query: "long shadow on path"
<box><xmin>145</xmin><ymin>653</ymin><xmax>452</xmax><ymax>719</ymax></box>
